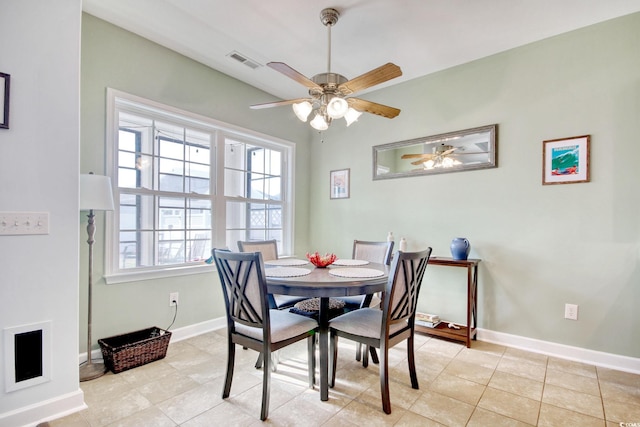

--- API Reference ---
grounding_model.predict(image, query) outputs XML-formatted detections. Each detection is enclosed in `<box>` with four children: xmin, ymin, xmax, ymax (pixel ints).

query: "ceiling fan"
<box><xmin>250</xmin><ymin>7</ymin><xmax>402</xmax><ymax>130</ymax></box>
<box><xmin>402</xmin><ymin>144</ymin><xmax>488</xmax><ymax>169</ymax></box>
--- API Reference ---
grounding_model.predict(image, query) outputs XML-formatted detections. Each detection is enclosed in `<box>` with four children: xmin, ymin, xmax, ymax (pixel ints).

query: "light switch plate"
<box><xmin>0</xmin><ymin>212</ymin><xmax>49</xmax><ymax>235</ymax></box>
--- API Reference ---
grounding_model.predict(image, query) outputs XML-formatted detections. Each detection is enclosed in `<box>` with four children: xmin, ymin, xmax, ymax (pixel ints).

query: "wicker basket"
<box><xmin>98</xmin><ymin>327</ymin><xmax>171</xmax><ymax>374</ymax></box>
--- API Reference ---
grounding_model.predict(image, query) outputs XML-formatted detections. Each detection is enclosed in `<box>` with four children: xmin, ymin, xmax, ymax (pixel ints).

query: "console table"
<box><xmin>416</xmin><ymin>257</ymin><xmax>480</xmax><ymax>348</ymax></box>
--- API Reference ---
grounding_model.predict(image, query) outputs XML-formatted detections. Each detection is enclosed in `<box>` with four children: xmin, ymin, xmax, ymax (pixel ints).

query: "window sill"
<box><xmin>105</xmin><ymin>263</ymin><xmax>215</xmax><ymax>285</ymax></box>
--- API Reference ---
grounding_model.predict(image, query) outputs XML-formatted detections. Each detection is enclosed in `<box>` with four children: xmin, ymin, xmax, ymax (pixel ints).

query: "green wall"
<box><xmin>82</xmin><ymin>12</ymin><xmax>640</xmax><ymax>358</ymax></box>
<box><xmin>80</xmin><ymin>13</ymin><xmax>312</xmax><ymax>347</ymax></box>
<box><xmin>308</xmin><ymin>13</ymin><xmax>640</xmax><ymax>357</ymax></box>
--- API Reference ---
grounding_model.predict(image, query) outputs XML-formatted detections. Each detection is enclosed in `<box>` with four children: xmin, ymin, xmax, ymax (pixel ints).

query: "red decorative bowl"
<box><xmin>306</xmin><ymin>252</ymin><xmax>337</xmax><ymax>268</ymax></box>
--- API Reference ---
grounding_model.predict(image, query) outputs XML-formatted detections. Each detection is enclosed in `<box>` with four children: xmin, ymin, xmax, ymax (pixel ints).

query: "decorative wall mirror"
<box><xmin>373</xmin><ymin>124</ymin><xmax>497</xmax><ymax>180</ymax></box>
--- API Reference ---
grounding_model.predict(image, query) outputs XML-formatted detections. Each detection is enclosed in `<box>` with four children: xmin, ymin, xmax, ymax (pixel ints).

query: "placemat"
<box><xmin>264</xmin><ymin>258</ymin><xmax>309</xmax><ymax>266</ymax></box>
<box><xmin>332</xmin><ymin>259</ymin><xmax>369</xmax><ymax>266</ymax></box>
<box><xmin>265</xmin><ymin>267</ymin><xmax>311</xmax><ymax>277</ymax></box>
<box><xmin>329</xmin><ymin>267</ymin><xmax>384</xmax><ymax>278</ymax></box>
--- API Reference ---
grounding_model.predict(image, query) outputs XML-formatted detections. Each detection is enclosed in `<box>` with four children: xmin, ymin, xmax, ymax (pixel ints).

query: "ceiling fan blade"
<box><xmin>411</xmin><ymin>159</ymin><xmax>433</xmax><ymax>165</ymax></box>
<box><xmin>338</xmin><ymin>63</ymin><xmax>402</xmax><ymax>95</ymax></box>
<box><xmin>250</xmin><ymin>98</ymin><xmax>312</xmax><ymax>109</ymax></box>
<box><xmin>267</xmin><ymin>62</ymin><xmax>322</xmax><ymax>90</ymax></box>
<box><xmin>401</xmin><ymin>153</ymin><xmax>430</xmax><ymax>159</ymax></box>
<box><xmin>348</xmin><ymin>98</ymin><xmax>400</xmax><ymax>119</ymax></box>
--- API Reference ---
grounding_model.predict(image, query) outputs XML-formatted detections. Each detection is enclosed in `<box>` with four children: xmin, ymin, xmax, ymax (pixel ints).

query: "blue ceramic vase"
<box><xmin>450</xmin><ymin>238</ymin><xmax>470</xmax><ymax>260</ymax></box>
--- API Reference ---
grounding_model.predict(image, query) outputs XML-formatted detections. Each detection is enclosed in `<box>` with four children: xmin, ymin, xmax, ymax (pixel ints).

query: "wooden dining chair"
<box><xmin>237</xmin><ymin>239</ymin><xmax>307</xmax><ymax>310</ymax></box>
<box><xmin>336</xmin><ymin>239</ymin><xmax>394</xmax><ymax>309</ymax></box>
<box><xmin>336</xmin><ymin>240</ymin><xmax>394</xmax><ymax>363</ymax></box>
<box><xmin>328</xmin><ymin>248</ymin><xmax>432</xmax><ymax>414</ymax></box>
<box><xmin>212</xmin><ymin>249</ymin><xmax>318</xmax><ymax>421</ymax></box>
<box><xmin>237</xmin><ymin>239</ymin><xmax>310</xmax><ymax>370</ymax></box>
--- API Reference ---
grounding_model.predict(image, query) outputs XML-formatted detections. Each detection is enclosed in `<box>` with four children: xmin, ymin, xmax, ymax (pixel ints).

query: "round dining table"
<box><xmin>265</xmin><ymin>261</ymin><xmax>389</xmax><ymax>401</ymax></box>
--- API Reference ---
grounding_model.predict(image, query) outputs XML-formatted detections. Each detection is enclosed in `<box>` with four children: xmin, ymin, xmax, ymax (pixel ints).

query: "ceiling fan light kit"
<box><xmin>326</xmin><ymin>97</ymin><xmax>348</xmax><ymax>119</ymax></box>
<box><xmin>310</xmin><ymin>112</ymin><xmax>329</xmax><ymax>130</ymax></box>
<box><xmin>250</xmin><ymin>7</ymin><xmax>402</xmax><ymax>130</ymax></box>
<box><xmin>343</xmin><ymin>107</ymin><xmax>363</xmax><ymax>126</ymax></box>
<box><xmin>293</xmin><ymin>101</ymin><xmax>313</xmax><ymax>121</ymax></box>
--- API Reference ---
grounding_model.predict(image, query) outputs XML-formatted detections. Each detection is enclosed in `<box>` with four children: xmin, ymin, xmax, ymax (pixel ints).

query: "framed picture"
<box><xmin>330</xmin><ymin>168</ymin><xmax>350</xmax><ymax>199</ymax></box>
<box><xmin>0</xmin><ymin>72</ymin><xmax>9</xmax><ymax>129</ymax></box>
<box><xmin>542</xmin><ymin>135</ymin><xmax>590</xmax><ymax>185</ymax></box>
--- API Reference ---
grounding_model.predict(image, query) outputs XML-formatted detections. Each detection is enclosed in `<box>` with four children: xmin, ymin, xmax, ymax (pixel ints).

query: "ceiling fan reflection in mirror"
<box><xmin>250</xmin><ymin>7</ymin><xmax>402</xmax><ymax>131</ymax></box>
<box><xmin>402</xmin><ymin>143</ymin><xmax>490</xmax><ymax>170</ymax></box>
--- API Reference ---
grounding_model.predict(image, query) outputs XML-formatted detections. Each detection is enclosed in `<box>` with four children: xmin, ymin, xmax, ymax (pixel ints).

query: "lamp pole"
<box><xmin>79</xmin><ymin>207</ymin><xmax>105</xmax><ymax>381</ymax></box>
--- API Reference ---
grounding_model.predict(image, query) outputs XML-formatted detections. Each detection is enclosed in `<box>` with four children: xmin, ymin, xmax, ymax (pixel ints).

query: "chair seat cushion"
<box><xmin>333</xmin><ymin>295</ymin><xmax>365</xmax><ymax>308</ymax></box>
<box><xmin>329</xmin><ymin>308</ymin><xmax>407</xmax><ymax>339</ymax></box>
<box><xmin>235</xmin><ymin>309</ymin><xmax>318</xmax><ymax>343</ymax></box>
<box><xmin>289</xmin><ymin>297</ymin><xmax>346</xmax><ymax>319</ymax></box>
<box><xmin>294</xmin><ymin>297</ymin><xmax>345</xmax><ymax>312</ymax></box>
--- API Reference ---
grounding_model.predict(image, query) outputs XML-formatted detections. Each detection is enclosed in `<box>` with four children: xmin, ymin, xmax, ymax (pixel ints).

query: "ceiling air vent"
<box><xmin>227</xmin><ymin>51</ymin><xmax>261</xmax><ymax>69</ymax></box>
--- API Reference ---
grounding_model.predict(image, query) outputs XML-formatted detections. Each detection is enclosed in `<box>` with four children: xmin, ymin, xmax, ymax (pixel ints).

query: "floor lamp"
<box><xmin>79</xmin><ymin>173</ymin><xmax>114</xmax><ymax>381</ymax></box>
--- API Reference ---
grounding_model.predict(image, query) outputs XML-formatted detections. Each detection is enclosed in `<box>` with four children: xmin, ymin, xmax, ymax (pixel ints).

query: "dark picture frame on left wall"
<box><xmin>0</xmin><ymin>72</ymin><xmax>10</xmax><ymax>129</ymax></box>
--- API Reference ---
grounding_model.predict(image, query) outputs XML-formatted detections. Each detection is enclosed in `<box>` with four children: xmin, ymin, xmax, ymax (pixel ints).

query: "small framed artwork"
<box><xmin>330</xmin><ymin>168</ymin><xmax>350</xmax><ymax>199</ymax></box>
<box><xmin>542</xmin><ymin>135</ymin><xmax>590</xmax><ymax>185</ymax></box>
<box><xmin>0</xmin><ymin>72</ymin><xmax>9</xmax><ymax>129</ymax></box>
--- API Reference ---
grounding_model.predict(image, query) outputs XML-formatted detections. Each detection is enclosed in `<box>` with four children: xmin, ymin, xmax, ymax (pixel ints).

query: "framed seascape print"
<box><xmin>542</xmin><ymin>135</ymin><xmax>590</xmax><ymax>185</ymax></box>
<box><xmin>330</xmin><ymin>168</ymin><xmax>350</xmax><ymax>199</ymax></box>
<box><xmin>0</xmin><ymin>72</ymin><xmax>9</xmax><ymax>129</ymax></box>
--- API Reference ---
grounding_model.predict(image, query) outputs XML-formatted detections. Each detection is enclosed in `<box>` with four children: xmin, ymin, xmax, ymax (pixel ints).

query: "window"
<box><xmin>105</xmin><ymin>89</ymin><xmax>294</xmax><ymax>283</ymax></box>
<box><xmin>224</xmin><ymin>139</ymin><xmax>284</xmax><ymax>245</ymax></box>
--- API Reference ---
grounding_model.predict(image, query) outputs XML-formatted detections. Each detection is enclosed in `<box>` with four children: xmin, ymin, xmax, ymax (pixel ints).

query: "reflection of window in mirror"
<box><xmin>372</xmin><ymin>124</ymin><xmax>497</xmax><ymax>180</ymax></box>
<box><xmin>376</xmin><ymin>165</ymin><xmax>390</xmax><ymax>175</ymax></box>
<box><xmin>375</xmin><ymin>150</ymin><xmax>395</xmax><ymax>176</ymax></box>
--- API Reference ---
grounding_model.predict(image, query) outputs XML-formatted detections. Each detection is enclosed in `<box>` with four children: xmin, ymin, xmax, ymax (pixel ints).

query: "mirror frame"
<box><xmin>372</xmin><ymin>124</ymin><xmax>498</xmax><ymax>180</ymax></box>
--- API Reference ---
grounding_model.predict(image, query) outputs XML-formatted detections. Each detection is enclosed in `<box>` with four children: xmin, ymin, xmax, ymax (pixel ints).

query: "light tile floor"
<box><xmin>47</xmin><ymin>330</ymin><xmax>640</xmax><ymax>426</ymax></box>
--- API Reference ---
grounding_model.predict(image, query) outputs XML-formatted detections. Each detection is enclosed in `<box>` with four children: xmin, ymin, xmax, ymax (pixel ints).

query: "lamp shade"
<box><xmin>292</xmin><ymin>101</ymin><xmax>313</xmax><ymax>122</ymax></box>
<box><xmin>344</xmin><ymin>108</ymin><xmax>362</xmax><ymax>126</ymax></box>
<box><xmin>80</xmin><ymin>174</ymin><xmax>115</xmax><ymax>211</ymax></box>
<box><xmin>326</xmin><ymin>97</ymin><xmax>348</xmax><ymax>119</ymax></box>
<box><xmin>310</xmin><ymin>113</ymin><xmax>329</xmax><ymax>131</ymax></box>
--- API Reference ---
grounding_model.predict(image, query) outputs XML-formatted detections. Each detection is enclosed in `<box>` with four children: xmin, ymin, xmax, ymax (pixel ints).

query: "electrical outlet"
<box><xmin>564</xmin><ymin>303</ymin><xmax>578</xmax><ymax>320</ymax></box>
<box><xmin>169</xmin><ymin>292</ymin><xmax>179</xmax><ymax>307</ymax></box>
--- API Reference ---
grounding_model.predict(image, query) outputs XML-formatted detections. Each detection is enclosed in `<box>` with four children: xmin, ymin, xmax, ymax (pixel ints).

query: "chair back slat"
<box><xmin>238</xmin><ymin>240</ymin><xmax>278</xmax><ymax>261</ymax></box>
<box><xmin>384</xmin><ymin>249</ymin><xmax>431</xmax><ymax>326</ymax></box>
<box><xmin>214</xmin><ymin>250</ymin><xmax>268</xmax><ymax>330</ymax></box>
<box><xmin>353</xmin><ymin>240</ymin><xmax>394</xmax><ymax>265</ymax></box>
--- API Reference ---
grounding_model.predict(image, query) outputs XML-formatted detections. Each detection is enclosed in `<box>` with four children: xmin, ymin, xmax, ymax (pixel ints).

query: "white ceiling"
<box><xmin>83</xmin><ymin>0</ymin><xmax>640</xmax><ymax>103</ymax></box>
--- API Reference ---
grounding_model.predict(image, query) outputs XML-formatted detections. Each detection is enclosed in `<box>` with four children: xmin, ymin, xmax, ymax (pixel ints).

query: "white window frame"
<box><xmin>104</xmin><ymin>89</ymin><xmax>295</xmax><ymax>284</ymax></box>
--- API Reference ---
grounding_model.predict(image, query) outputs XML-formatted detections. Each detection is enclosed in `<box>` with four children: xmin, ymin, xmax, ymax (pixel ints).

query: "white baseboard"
<box><xmin>167</xmin><ymin>317</ymin><xmax>226</xmax><ymax>343</ymax></box>
<box><xmin>477</xmin><ymin>328</ymin><xmax>640</xmax><ymax>375</ymax></box>
<box><xmin>0</xmin><ymin>389</ymin><xmax>86</xmax><ymax>427</ymax></box>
